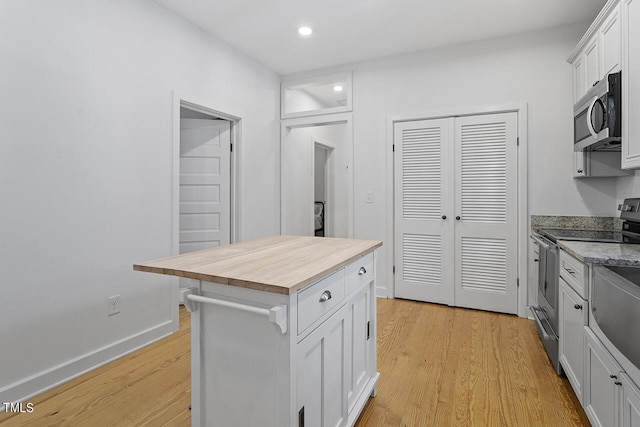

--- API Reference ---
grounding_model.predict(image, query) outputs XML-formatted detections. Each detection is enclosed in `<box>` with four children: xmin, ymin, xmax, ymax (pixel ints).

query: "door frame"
<box><xmin>172</xmin><ymin>92</ymin><xmax>243</xmax><ymax>253</ymax></box>
<box><xmin>312</xmin><ymin>137</ymin><xmax>336</xmax><ymax>237</ymax></box>
<box><xmin>386</xmin><ymin>103</ymin><xmax>529</xmax><ymax>318</ymax></box>
<box><xmin>281</xmin><ymin>113</ymin><xmax>354</xmax><ymax>238</ymax></box>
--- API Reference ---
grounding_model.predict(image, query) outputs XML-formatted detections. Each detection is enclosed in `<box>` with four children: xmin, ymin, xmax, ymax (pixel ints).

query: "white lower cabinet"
<box><xmin>346</xmin><ymin>283</ymin><xmax>373</xmax><ymax>413</ymax></box>
<box><xmin>559</xmin><ymin>278</ymin><xmax>588</xmax><ymax>403</ymax></box>
<box><xmin>621</xmin><ymin>372</ymin><xmax>640</xmax><ymax>427</ymax></box>
<box><xmin>190</xmin><ymin>253</ymin><xmax>378</xmax><ymax>427</ymax></box>
<box><xmin>297</xmin><ymin>282</ymin><xmax>375</xmax><ymax>427</ymax></box>
<box><xmin>585</xmin><ymin>327</ymin><xmax>621</xmax><ymax>427</ymax></box>
<box><xmin>297</xmin><ymin>304</ymin><xmax>349</xmax><ymax>427</ymax></box>
<box><xmin>584</xmin><ymin>326</ymin><xmax>640</xmax><ymax>427</ymax></box>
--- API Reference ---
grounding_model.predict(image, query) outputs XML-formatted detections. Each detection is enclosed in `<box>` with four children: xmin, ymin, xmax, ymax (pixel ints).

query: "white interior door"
<box><xmin>393</xmin><ymin>112</ymin><xmax>519</xmax><ymax>314</ymax></box>
<box><xmin>394</xmin><ymin>119</ymin><xmax>454</xmax><ymax>305</ymax></box>
<box><xmin>454</xmin><ymin>112</ymin><xmax>518</xmax><ymax>314</ymax></box>
<box><xmin>179</xmin><ymin>118</ymin><xmax>231</xmax><ymax>254</ymax></box>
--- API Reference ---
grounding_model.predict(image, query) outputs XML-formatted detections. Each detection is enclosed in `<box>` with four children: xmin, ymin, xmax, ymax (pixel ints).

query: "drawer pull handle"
<box><xmin>359</xmin><ymin>267</ymin><xmax>367</xmax><ymax>275</ymax></box>
<box><xmin>319</xmin><ymin>290</ymin><xmax>332</xmax><ymax>302</ymax></box>
<box><xmin>615</xmin><ymin>381</ymin><xmax>622</xmax><ymax>386</ymax></box>
<box><xmin>610</xmin><ymin>374</ymin><xmax>618</xmax><ymax>379</ymax></box>
<box><xmin>566</xmin><ymin>268</ymin><xmax>575</xmax><ymax>275</ymax></box>
<box><xmin>574</xmin><ymin>304</ymin><xmax>583</xmax><ymax>310</ymax></box>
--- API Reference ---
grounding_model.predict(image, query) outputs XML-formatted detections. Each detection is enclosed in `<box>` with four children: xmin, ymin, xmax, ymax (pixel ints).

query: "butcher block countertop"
<box><xmin>133</xmin><ymin>235</ymin><xmax>382</xmax><ymax>295</ymax></box>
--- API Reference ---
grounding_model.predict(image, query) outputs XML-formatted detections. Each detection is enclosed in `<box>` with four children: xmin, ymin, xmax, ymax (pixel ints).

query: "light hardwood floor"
<box><xmin>0</xmin><ymin>299</ymin><xmax>589</xmax><ymax>426</ymax></box>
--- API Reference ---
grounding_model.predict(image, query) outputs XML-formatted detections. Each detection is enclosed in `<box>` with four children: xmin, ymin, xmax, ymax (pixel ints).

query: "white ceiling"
<box><xmin>154</xmin><ymin>0</ymin><xmax>607</xmax><ymax>76</ymax></box>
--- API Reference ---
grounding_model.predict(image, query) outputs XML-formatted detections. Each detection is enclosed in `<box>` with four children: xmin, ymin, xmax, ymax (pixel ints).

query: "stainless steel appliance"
<box><xmin>574</xmin><ymin>71</ymin><xmax>622</xmax><ymax>152</ymax></box>
<box><xmin>592</xmin><ymin>264</ymin><xmax>640</xmax><ymax>384</ymax></box>
<box><xmin>531</xmin><ymin>197</ymin><xmax>640</xmax><ymax>374</ymax></box>
<box><xmin>530</xmin><ymin>233</ymin><xmax>561</xmax><ymax>373</ymax></box>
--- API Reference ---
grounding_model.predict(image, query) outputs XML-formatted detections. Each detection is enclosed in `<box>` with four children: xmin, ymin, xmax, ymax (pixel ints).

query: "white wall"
<box><xmin>0</xmin><ymin>0</ymin><xmax>280</xmax><ymax>403</ymax></box>
<box><xmin>616</xmin><ymin>171</ymin><xmax>640</xmax><ymax>200</ymax></box>
<box><xmin>286</xmin><ymin>23</ymin><xmax>620</xmax><ymax>296</ymax></box>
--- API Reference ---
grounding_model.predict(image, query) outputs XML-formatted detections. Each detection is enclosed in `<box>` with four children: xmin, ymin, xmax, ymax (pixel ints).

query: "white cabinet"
<box><xmin>621</xmin><ymin>372</ymin><xmax>640</xmax><ymax>427</ymax></box>
<box><xmin>573</xmin><ymin>57</ymin><xmax>586</xmax><ymax>104</ymax></box>
<box><xmin>586</xmin><ymin>37</ymin><xmax>601</xmax><ymax>91</ymax></box>
<box><xmin>584</xmin><ymin>327</ymin><xmax>622</xmax><ymax>427</ymax></box>
<box><xmin>346</xmin><ymin>283</ymin><xmax>373</xmax><ymax>414</ymax></box>
<box><xmin>297</xmin><ymin>279</ymin><xmax>376</xmax><ymax>427</ymax></box>
<box><xmin>569</xmin><ymin>2</ymin><xmax>622</xmax><ymax>103</ymax></box>
<box><xmin>602</xmin><ymin>5</ymin><xmax>622</xmax><ymax>75</ymax></box>
<box><xmin>558</xmin><ymin>250</ymin><xmax>589</xmax><ymax>403</ymax></box>
<box><xmin>188</xmin><ymin>252</ymin><xmax>378</xmax><ymax>427</ymax></box>
<box><xmin>584</xmin><ymin>327</ymin><xmax>640</xmax><ymax>427</ymax></box>
<box><xmin>559</xmin><ymin>250</ymin><xmax>588</xmax><ymax>299</ymax></box>
<box><xmin>574</xmin><ymin>151</ymin><xmax>633</xmax><ymax>177</ymax></box>
<box><xmin>559</xmin><ymin>278</ymin><xmax>588</xmax><ymax>403</ymax></box>
<box><xmin>621</xmin><ymin>0</ymin><xmax>640</xmax><ymax>168</ymax></box>
<box><xmin>297</xmin><ymin>304</ymin><xmax>348</xmax><ymax>427</ymax></box>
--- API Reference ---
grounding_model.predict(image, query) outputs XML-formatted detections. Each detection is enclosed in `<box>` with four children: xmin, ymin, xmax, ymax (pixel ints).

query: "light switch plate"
<box><xmin>365</xmin><ymin>191</ymin><xmax>373</xmax><ymax>203</ymax></box>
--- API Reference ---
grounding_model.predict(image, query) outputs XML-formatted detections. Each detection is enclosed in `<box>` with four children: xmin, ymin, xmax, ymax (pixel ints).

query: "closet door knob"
<box><xmin>456</xmin><ymin>216</ymin><xmax>461</xmax><ymax>220</ymax></box>
<box><xmin>442</xmin><ymin>215</ymin><xmax>447</xmax><ymax>220</ymax></box>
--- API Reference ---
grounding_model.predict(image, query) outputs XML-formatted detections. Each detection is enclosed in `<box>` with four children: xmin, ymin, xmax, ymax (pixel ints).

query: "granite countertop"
<box><xmin>559</xmin><ymin>240</ymin><xmax>640</xmax><ymax>267</ymax></box>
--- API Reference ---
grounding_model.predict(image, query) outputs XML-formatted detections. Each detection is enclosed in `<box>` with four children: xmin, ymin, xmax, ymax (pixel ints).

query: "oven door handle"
<box><xmin>529</xmin><ymin>306</ymin><xmax>558</xmax><ymax>341</ymax></box>
<box><xmin>532</xmin><ymin>235</ymin><xmax>551</xmax><ymax>251</ymax></box>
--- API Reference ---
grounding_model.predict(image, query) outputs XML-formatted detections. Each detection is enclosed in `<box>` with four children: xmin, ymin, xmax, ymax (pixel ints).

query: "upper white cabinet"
<box><xmin>569</xmin><ymin>2</ymin><xmax>621</xmax><ymax>103</ymax></box>
<box><xmin>621</xmin><ymin>0</ymin><xmax>640</xmax><ymax>168</ymax></box>
<box><xmin>573</xmin><ymin>151</ymin><xmax>633</xmax><ymax>177</ymax></box>
<box><xmin>586</xmin><ymin>36</ymin><xmax>601</xmax><ymax>93</ymax></box>
<box><xmin>602</xmin><ymin>6</ymin><xmax>622</xmax><ymax>76</ymax></box>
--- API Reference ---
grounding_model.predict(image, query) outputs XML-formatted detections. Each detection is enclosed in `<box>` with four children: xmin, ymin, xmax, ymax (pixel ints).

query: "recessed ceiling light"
<box><xmin>298</xmin><ymin>26</ymin><xmax>313</xmax><ymax>36</ymax></box>
<box><xmin>333</xmin><ymin>85</ymin><xmax>344</xmax><ymax>92</ymax></box>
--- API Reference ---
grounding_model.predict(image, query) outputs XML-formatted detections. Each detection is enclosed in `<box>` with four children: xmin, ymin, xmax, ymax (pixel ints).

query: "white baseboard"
<box><xmin>0</xmin><ymin>320</ymin><xmax>175</xmax><ymax>408</ymax></box>
<box><xmin>376</xmin><ymin>285</ymin><xmax>389</xmax><ymax>298</ymax></box>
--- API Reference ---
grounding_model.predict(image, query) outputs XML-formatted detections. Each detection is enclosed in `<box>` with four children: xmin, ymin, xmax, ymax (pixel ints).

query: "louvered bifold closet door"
<box><xmin>394</xmin><ymin>119</ymin><xmax>454</xmax><ymax>305</ymax></box>
<box><xmin>453</xmin><ymin>112</ymin><xmax>518</xmax><ymax>314</ymax></box>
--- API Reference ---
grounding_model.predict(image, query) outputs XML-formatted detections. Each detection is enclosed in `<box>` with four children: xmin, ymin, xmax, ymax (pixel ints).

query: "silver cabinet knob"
<box><xmin>358</xmin><ymin>267</ymin><xmax>367</xmax><ymax>275</ymax></box>
<box><xmin>319</xmin><ymin>290</ymin><xmax>332</xmax><ymax>302</ymax></box>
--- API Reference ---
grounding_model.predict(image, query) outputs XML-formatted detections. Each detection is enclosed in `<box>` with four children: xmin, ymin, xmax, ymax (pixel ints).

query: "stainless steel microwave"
<box><xmin>574</xmin><ymin>71</ymin><xmax>622</xmax><ymax>151</ymax></box>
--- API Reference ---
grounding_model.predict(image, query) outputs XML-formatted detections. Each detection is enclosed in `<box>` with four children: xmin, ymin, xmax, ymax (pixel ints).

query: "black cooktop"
<box><xmin>538</xmin><ymin>228</ymin><xmax>635</xmax><ymax>244</ymax></box>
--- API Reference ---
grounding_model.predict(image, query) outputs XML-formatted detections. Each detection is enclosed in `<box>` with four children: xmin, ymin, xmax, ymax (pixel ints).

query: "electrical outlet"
<box><xmin>108</xmin><ymin>295</ymin><xmax>121</xmax><ymax>316</ymax></box>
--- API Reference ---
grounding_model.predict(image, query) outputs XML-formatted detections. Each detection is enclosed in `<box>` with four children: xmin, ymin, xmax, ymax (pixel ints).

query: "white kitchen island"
<box><xmin>134</xmin><ymin>235</ymin><xmax>382</xmax><ymax>427</ymax></box>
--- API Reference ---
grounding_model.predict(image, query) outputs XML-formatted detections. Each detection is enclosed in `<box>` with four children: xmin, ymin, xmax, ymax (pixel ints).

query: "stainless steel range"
<box><xmin>530</xmin><ymin>198</ymin><xmax>640</xmax><ymax>374</ymax></box>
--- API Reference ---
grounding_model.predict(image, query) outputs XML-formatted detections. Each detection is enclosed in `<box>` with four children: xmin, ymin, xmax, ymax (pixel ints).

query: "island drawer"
<box><xmin>297</xmin><ymin>269</ymin><xmax>346</xmax><ymax>334</ymax></box>
<box><xmin>346</xmin><ymin>252</ymin><xmax>374</xmax><ymax>295</ymax></box>
<box><xmin>560</xmin><ymin>250</ymin><xmax>587</xmax><ymax>298</ymax></box>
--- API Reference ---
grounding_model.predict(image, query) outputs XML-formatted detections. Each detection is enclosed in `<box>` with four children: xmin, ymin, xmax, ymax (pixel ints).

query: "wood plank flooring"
<box><xmin>0</xmin><ymin>299</ymin><xmax>589</xmax><ymax>426</ymax></box>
